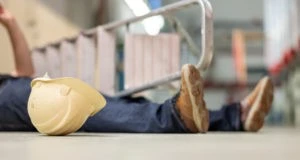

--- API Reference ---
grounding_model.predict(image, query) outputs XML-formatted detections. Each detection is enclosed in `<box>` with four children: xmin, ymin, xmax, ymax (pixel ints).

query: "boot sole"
<box><xmin>244</xmin><ymin>77</ymin><xmax>274</xmax><ymax>132</ymax></box>
<box><xmin>183</xmin><ymin>65</ymin><xmax>209</xmax><ymax>133</ymax></box>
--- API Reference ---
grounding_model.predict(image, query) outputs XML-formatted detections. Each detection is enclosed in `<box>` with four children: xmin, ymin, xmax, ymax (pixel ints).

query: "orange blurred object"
<box><xmin>232</xmin><ymin>29</ymin><xmax>247</xmax><ymax>87</ymax></box>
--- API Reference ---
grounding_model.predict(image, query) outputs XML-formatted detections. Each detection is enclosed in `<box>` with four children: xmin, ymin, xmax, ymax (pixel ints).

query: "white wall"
<box><xmin>107</xmin><ymin>0</ymin><xmax>146</xmax><ymax>40</ymax></box>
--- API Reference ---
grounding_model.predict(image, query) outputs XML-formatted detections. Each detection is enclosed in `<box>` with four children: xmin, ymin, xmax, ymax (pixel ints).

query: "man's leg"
<box><xmin>209</xmin><ymin>103</ymin><xmax>243</xmax><ymax>131</ymax></box>
<box><xmin>83</xmin><ymin>64</ymin><xmax>209</xmax><ymax>133</ymax></box>
<box><xmin>82</xmin><ymin>95</ymin><xmax>189</xmax><ymax>133</ymax></box>
<box><xmin>208</xmin><ymin>76</ymin><xmax>274</xmax><ymax>132</ymax></box>
<box><xmin>0</xmin><ymin>75</ymin><xmax>188</xmax><ymax>133</ymax></box>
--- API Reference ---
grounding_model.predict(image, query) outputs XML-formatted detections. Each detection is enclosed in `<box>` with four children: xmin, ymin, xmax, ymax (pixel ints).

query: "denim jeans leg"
<box><xmin>208</xmin><ymin>103</ymin><xmax>243</xmax><ymax>131</ymax></box>
<box><xmin>83</xmin><ymin>95</ymin><xmax>190</xmax><ymax>133</ymax></box>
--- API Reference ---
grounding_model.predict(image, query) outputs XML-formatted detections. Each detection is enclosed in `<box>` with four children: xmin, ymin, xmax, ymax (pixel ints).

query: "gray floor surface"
<box><xmin>0</xmin><ymin>127</ymin><xmax>299</xmax><ymax>160</ymax></box>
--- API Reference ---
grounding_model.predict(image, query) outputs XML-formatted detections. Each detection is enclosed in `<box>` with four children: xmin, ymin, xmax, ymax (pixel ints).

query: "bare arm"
<box><xmin>0</xmin><ymin>4</ymin><xmax>34</xmax><ymax>77</ymax></box>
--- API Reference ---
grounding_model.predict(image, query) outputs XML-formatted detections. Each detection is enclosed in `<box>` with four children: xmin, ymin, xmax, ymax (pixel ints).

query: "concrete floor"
<box><xmin>0</xmin><ymin>127</ymin><xmax>299</xmax><ymax>160</ymax></box>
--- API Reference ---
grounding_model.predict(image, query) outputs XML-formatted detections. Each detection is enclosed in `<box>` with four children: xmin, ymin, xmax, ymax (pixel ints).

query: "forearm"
<box><xmin>6</xmin><ymin>18</ymin><xmax>34</xmax><ymax>77</ymax></box>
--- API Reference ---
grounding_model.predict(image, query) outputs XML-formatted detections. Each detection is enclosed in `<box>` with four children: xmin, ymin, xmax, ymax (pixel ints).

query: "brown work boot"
<box><xmin>175</xmin><ymin>64</ymin><xmax>209</xmax><ymax>133</ymax></box>
<box><xmin>241</xmin><ymin>76</ymin><xmax>274</xmax><ymax>132</ymax></box>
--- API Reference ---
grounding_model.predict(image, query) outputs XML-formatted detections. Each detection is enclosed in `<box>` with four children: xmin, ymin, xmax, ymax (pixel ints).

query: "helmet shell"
<box><xmin>28</xmin><ymin>76</ymin><xmax>106</xmax><ymax>136</ymax></box>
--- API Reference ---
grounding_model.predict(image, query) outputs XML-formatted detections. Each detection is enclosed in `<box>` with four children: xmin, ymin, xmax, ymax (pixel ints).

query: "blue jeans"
<box><xmin>0</xmin><ymin>76</ymin><xmax>243</xmax><ymax>132</ymax></box>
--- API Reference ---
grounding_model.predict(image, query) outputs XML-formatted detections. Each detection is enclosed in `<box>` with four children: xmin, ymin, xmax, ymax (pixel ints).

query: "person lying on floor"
<box><xmin>0</xmin><ymin>6</ymin><xmax>274</xmax><ymax>133</ymax></box>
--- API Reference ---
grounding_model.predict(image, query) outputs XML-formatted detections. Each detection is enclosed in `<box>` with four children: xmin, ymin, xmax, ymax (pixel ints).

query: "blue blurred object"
<box><xmin>117</xmin><ymin>50</ymin><xmax>124</xmax><ymax>91</ymax></box>
<box><xmin>148</xmin><ymin>0</ymin><xmax>162</xmax><ymax>10</ymax></box>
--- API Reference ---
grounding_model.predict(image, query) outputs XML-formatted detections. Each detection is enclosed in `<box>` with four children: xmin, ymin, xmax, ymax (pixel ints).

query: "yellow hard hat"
<box><xmin>28</xmin><ymin>74</ymin><xmax>106</xmax><ymax>136</ymax></box>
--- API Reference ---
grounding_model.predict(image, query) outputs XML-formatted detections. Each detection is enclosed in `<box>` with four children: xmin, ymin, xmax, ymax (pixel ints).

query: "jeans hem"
<box><xmin>237</xmin><ymin>103</ymin><xmax>245</xmax><ymax>131</ymax></box>
<box><xmin>170</xmin><ymin>93</ymin><xmax>192</xmax><ymax>133</ymax></box>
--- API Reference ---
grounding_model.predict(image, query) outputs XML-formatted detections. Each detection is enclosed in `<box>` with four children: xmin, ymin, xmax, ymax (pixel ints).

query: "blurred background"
<box><xmin>0</xmin><ymin>0</ymin><xmax>299</xmax><ymax>127</ymax></box>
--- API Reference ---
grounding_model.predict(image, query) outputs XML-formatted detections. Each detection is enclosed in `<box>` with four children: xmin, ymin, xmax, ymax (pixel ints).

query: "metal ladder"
<box><xmin>31</xmin><ymin>0</ymin><xmax>214</xmax><ymax>97</ymax></box>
